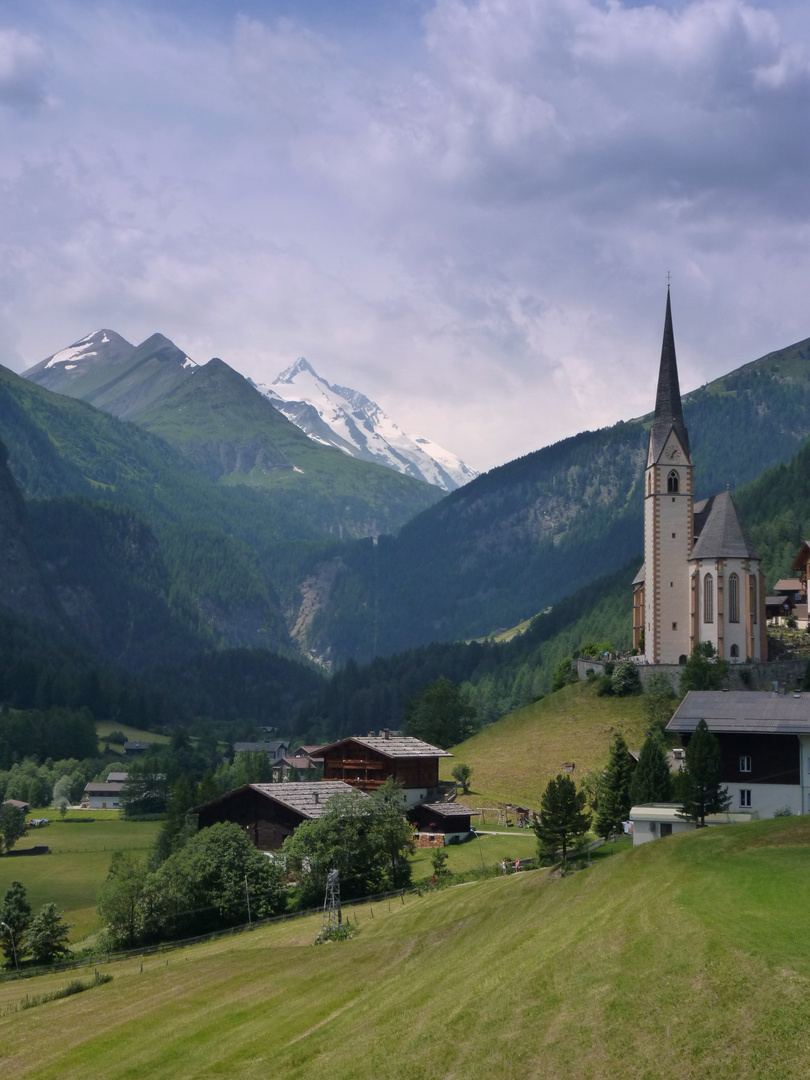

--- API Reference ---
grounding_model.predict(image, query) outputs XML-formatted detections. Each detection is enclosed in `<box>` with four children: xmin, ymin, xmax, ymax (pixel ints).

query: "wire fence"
<box><xmin>0</xmin><ymin>888</ymin><xmax>410</xmax><ymax>984</ymax></box>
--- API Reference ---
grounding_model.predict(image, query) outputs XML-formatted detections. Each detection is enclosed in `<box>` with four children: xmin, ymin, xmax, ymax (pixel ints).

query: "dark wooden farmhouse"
<box><xmin>667</xmin><ymin>690</ymin><xmax>810</xmax><ymax>818</ymax></box>
<box><xmin>193</xmin><ymin>781</ymin><xmax>360</xmax><ymax>851</ymax></box>
<box><xmin>409</xmin><ymin>802</ymin><xmax>474</xmax><ymax>844</ymax></box>
<box><xmin>315</xmin><ymin>734</ymin><xmax>453</xmax><ymax>805</ymax></box>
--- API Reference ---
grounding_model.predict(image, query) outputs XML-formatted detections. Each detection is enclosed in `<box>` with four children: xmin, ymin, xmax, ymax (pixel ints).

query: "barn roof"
<box><xmin>192</xmin><ymin>781</ymin><xmax>363</xmax><ymax>819</ymax></box>
<box><xmin>667</xmin><ymin>691</ymin><xmax>810</xmax><ymax>734</ymax></box>
<box><xmin>316</xmin><ymin>736</ymin><xmax>453</xmax><ymax>759</ymax></box>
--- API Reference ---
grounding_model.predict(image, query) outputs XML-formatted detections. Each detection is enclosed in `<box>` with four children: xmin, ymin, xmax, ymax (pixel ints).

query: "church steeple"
<box><xmin>649</xmin><ymin>288</ymin><xmax>690</xmax><ymax>462</ymax></box>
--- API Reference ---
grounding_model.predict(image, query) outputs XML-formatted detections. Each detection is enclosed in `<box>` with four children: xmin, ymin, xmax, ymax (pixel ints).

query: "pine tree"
<box><xmin>28</xmin><ymin>903</ymin><xmax>72</xmax><ymax>966</ymax></box>
<box><xmin>595</xmin><ymin>734</ymin><xmax>634</xmax><ymax>838</ymax></box>
<box><xmin>679</xmin><ymin>719</ymin><xmax>731</xmax><ymax>826</ymax></box>
<box><xmin>533</xmin><ymin>774</ymin><xmax>591</xmax><ymax>863</ymax></box>
<box><xmin>629</xmin><ymin>729</ymin><xmax>672</xmax><ymax>805</ymax></box>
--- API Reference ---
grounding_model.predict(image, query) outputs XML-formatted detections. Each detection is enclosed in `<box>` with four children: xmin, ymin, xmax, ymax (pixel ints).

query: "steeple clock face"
<box><xmin>665</xmin><ymin>447</ymin><xmax>681</xmax><ymax>461</ymax></box>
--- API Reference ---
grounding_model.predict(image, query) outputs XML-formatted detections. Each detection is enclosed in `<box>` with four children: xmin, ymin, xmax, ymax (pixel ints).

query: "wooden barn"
<box><xmin>315</xmin><ymin>734</ymin><xmax>453</xmax><ymax>806</ymax></box>
<box><xmin>409</xmin><ymin>802</ymin><xmax>475</xmax><ymax>845</ymax></box>
<box><xmin>193</xmin><ymin>781</ymin><xmax>360</xmax><ymax>851</ymax></box>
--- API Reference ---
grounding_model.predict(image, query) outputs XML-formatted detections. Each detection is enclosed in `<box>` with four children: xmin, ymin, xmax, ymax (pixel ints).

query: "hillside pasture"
<box><xmin>1</xmin><ymin>818</ymin><xmax>810</xmax><ymax>1078</ymax></box>
<box><xmin>442</xmin><ymin>680</ymin><xmax>649</xmax><ymax>808</ymax></box>
<box><xmin>0</xmin><ymin>818</ymin><xmax>160</xmax><ymax>943</ymax></box>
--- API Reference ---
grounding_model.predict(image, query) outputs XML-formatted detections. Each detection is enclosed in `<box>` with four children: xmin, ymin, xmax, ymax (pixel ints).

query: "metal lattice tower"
<box><xmin>320</xmin><ymin>868</ymin><xmax>342</xmax><ymax>938</ymax></box>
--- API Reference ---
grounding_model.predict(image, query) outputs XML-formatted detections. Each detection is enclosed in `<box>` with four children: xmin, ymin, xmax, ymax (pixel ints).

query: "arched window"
<box><xmin>750</xmin><ymin>576</ymin><xmax>757</xmax><ymax>624</ymax></box>
<box><xmin>667</xmin><ymin>470</ymin><xmax>679</xmax><ymax>493</ymax></box>
<box><xmin>728</xmin><ymin>573</ymin><xmax>739</xmax><ymax>623</ymax></box>
<box><xmin>730</xmin><ymin>644</ymin><xmax>740</xmax><ymax>658</ymax></box>
<box><xmin>704</xmin><ymin>573</ymin><xmax>714</xmax><ymax>623</ymax></box>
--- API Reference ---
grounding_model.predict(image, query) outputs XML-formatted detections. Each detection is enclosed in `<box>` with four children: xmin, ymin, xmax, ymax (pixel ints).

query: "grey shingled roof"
<box><xmin>418</xmin><ymin>802</ymin><xmax>474</xmax><ymax>817</ymax></box>
<box><xmin>667</xmin><ymin>691</ymin><xmax>810</xmax><ymax>734</ymax></box>
<box><xmin>632</xmin><ymin>562</ymin><xmax>645</xmax><ymax>586</ymax></box>
<box><xmin>649</xmin><ymin>290</ymin><xmax>691</xmax><ymax>463</ymax></box>
<box><xmin>690</xmin><ymin>491</ymin><xmax>759</xmax><ymax>561</ymax></box>
<box><xmin>84</xmin><ymin>782</ymin><xmax>126</xmax><ymax>794</ymax></box>
<box><xmin>249</xmin><ymin>781</ymin><xmax>361</xmax><ymax>818</ymax></box>
<box><xmin>317</xmin><ymin>736</ymin><xmax>453</xmax><ymax>759</ymax></box>
<box><xmin>233</xmin><ymin>741</ymin><xmax>287</xmax><ymax>754</ymax></box>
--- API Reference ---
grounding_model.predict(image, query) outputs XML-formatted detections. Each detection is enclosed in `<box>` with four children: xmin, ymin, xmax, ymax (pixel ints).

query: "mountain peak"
<box><xmin>273</xmin><ymin>357</ymin><xmax>321</xmax><ymax>385</ymax></box>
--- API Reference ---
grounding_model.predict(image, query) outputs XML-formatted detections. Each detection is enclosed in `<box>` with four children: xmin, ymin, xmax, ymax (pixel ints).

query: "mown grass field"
<box><xmin>441</xmin><ymin>680</ymin><xmax>649</xmax><ymax>808</ymax></box>
<box><xmin>0</xmin><ymin>818</ymin><xmax>160</xmax><ymax>943</ymax></box>
<box><xmin>95</xmin><ymin>721</ymin><xmax>169</xmax><ymax>754</ymax></box>
<box><xmin>1</xmin><ymin>817</ymin><xmax>809</xmax><ymax>1079</ymax></box>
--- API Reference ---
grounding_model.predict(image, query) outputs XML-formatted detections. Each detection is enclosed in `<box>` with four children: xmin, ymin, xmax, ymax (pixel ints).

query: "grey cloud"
<box><xmin>0</xmin><ymin>28</ymin><xmax>47</xmax><ymax>110</ymax></box>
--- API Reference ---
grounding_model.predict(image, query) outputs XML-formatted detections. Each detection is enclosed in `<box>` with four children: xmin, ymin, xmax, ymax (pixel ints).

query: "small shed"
<box><xmin>410</xmin><ymin>802</ymin><xmax>474</xmax><ymax>845</ymax></box>
<box><xmin>123</xmin><ymin>742</ymin><xmax>150</xmax><ymax>757</ymax></box>
<box><xmin>629</xmin><ymin>803</ymin><xmax>758</xmax><ymax>845</ymax></box>
<box><xmin>193</xmin><ymin>781</ymin><xmax>363</xmax><ymax>851</ymax></box>
<box><xmin>3</xmin><ymin>798</ymin><xmax>29</xmax><ymax>811</ymax></box>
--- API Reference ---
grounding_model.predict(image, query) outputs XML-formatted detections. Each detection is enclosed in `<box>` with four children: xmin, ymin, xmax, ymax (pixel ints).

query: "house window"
<box><xmin>660</xmin><ymin>823</ymin><xmax>673</xmax><ymax>837</ymax></box>
<box><xmin>668</xmin><ymin>471</ymin><xmax>679</xmax><ymax>493</ymax></box>
<box><xmin>704</xmin><ymin>573</ymin><xmax>714</xmax><ymax>623</ymax></box>
<box><xmin>672</xmin><ymin>532</ymin><xmax>676</xmax><ymax>539</ymax></box>
<box><xmin>740</xmin><ymin>789</ymin><xmax>752</xmax><ymax>807</ymax></box>
<box><xmin>740</xmin><ymin>755</ymin><xmax>751</xmax><ymax>773</ymax></box>
<box><xmin>672</xmin><ymin>622</ymin><xmax>677</xmax><ymax>630</ymax></box>
<box><xmin>728</xmin><ymin>573</ymin><xmax>739</xmax><ymax>623</ymax></box>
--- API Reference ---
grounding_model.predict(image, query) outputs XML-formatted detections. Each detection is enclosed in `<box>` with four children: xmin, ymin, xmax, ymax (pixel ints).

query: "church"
<box><xmin>632</xmin><ymin>291</ymin><xmax>767</xmax><ymax>665</ymax></box>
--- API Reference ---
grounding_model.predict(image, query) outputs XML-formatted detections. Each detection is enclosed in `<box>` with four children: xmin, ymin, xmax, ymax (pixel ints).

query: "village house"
<box><xmin>233</xmin><ymin>740</ymin><xmax>290</xmax><ymax>762</ymax></box>
<box><xmin>665</xmin><ymin>689</ymin><xmax>810</xmax><ymax>817</ymax></box>
<box><xmin>193</xmin><ymin>781</ymin><xmax>361</xmax><ymax>851</ymax></box>
<box><xmin>409</xmin><ymin>802</ymin><xmax>474</xmax><ymax>845</ymax></box>
<box><xmin>315</xmin><ymin>732</ymin><xmax>453</xmax><ymax>806</ymax></box>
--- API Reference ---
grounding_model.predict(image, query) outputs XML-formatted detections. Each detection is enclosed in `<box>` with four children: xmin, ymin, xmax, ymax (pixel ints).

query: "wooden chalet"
<box><xmin>410</xmin><ymin>802</ymin><xmax>474</xmax><ymax>845</ymax></box>
<box><xmin>315</xmin><ymin>734</ymin><xmax>453</xmax><ymax>806</ymax></box>
<box><xmin>192</xmin><ymin>781</ymin><xmax>361</xmax><ymax>851</ymax></box>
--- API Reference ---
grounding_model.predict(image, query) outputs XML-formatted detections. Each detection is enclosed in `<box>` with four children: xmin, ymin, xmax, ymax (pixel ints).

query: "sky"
<box><xmin>2</xmin><ymin>0</ymin><xmax>810</xmax><ymax>473</ymax></box>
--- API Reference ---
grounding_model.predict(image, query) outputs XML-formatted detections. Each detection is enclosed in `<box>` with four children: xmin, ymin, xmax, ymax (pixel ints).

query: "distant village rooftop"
<box><xmin>193</xmin><ymin>780</ymin><xmax>359</xmax><ymax>820</ymax></box>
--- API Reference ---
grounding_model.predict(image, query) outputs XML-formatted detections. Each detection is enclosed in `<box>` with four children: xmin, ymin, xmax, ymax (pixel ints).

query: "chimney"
<box><xmin>384</xmin><ymin>728</ymin><xmax>390</xmax><ymax>740</ymax></box>
<box><xmin>313</xmin><ymin>791</ymin><xmax>319</xmax><ymax>804</ymax></box>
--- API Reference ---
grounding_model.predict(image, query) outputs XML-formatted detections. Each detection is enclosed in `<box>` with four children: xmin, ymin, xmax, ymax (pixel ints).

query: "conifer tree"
<box><xmin>678</xmin><ymin>719</ymin><xmax>730</xmax><ymax>826</ymax></box>
<box><xmin>595</xmin><ymin>734</ymin><xmax>634</xmax><ymax>838</ymax></box>
<box><xmin>629</xmin><ymin>729</ymin><xmax>672</xmax><ymax>805</ymax></box>
<box><xmin>0</xmin><ymin>881</ymin><xmax>31</xmax><ymax>966</ymax></box>
<box><xmin>533</xmin><ymin>774</ymin><xmax>591</xmax><ymax>863</ymax></box>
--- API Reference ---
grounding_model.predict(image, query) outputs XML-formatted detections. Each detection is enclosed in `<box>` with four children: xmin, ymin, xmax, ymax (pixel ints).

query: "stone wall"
<box><xmin>576</xmin><ymin>656</ymin><xmax>806</xmax><ymax>694</ymax></box>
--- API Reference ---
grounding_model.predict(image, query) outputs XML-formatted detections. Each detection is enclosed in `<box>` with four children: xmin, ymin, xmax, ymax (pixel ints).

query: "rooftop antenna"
<box><xmin>319</xmin><ymin>868</ymin><xmax>342</xmax><ymax>940</ymax></box>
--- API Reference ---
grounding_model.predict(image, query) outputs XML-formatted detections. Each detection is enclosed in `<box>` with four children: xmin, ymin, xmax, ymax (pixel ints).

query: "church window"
<box><xmin>667</xmin><ymin>471</ymin><xmax>679</xmax><ymax>493</ymax></box>
<box><xmin>704</xmin><ymin>574</ymin><xmax>714</xmax><ymax>623</ymax></box>
<box><xmin>672</xmin><ymin>622</ymin><xmax>677</xmax><ymax>630</ymax></box>
<box><xmin>750</xmin><ymin>578</ymin><xmax>757</xmax><ymax>624</ymax></box>
<box><xmin>730</xmin><ymin>644</ymin><xmax>740</xmax><ymax>658</ymax></box>
<box><xmin>728</xmin><ymin>573</ymin><xmax>739</xmax><ymax>623</ymax></box>
<box><xmin>672</xmin><ymin>533</ymin><xmax>676</xmax><ymax>539</ymax></box>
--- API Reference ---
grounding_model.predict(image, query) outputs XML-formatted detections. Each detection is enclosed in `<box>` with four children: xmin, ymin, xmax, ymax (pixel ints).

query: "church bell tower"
<box><xmin>641</xmin><ymin>289</ymin><xmax>694</xmax><ymax>664</ymax></box>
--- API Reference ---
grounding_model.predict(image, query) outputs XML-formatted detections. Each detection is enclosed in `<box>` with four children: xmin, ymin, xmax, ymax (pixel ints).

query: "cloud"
<box><xmin>2</xmin><ymin>1</ymin><xmax>810</xmax><ymax>471</ymax></box>
<box><xmin>0</xmin><ymin>27</ymin><xmax>48</xmax><ymax>110</ymax></box>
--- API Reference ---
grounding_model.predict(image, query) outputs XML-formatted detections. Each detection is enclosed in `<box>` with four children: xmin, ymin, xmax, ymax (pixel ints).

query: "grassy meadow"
<box><xmin>0</xmin><ymin>818</ymin><xmax>160</xmax><ymax>943</ymax></box>
<box><xmin>441</xmin><ymin>680</ymin><xmax>649</xmax><ymax>808</ymax></box>
<box><xmin>2</xmin><ymin>817</ymin><xmax>809</xmax><ymax>1079</ymax></box>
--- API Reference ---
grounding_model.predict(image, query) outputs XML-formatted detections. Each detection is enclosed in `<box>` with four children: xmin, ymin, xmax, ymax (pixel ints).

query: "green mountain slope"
<box><xmin>301</xmin><ymin>334</ymin><xmax>810</xmax><ymax>661</ymax></box>
<box><xmin>3</xmin><ymin>818</ymin><xmax>810</xmax><ymax>1079</ymax></box>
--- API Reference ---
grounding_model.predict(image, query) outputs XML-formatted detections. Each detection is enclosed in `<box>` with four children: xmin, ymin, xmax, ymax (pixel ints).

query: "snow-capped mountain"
<box><xmin>252</xmin><ymin>358</ymin><xmax>478</xmax><ymax>491</ymax></box>
<box><xmin>24</xmin><ymin>329</ymin><xmax>137</xmax><ymax>391</ymax></box>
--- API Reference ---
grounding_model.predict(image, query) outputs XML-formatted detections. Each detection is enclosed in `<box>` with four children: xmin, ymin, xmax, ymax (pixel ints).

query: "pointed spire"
<box><xmin>650</xmin><ymin>287</ymin><xmax>690</xmax><ymax>461</ymax></box>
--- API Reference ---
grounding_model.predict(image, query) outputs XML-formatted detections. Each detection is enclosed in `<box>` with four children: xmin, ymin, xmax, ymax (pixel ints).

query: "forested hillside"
<box><xmin>301</xmin><ymin>335</ymin><xmax>810</xmax><ymax>662</ymax></box>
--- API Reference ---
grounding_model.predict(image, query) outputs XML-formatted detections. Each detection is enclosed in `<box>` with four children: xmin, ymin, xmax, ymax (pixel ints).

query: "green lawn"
<box><xmin>410</xmin><ymin>831</ymin><xmax>536</xmax><ymax>878</ymax></box>
<box><xmin>0</xmin><ymin>819</ymin><xmax>160</xmax><ymax>943</ymax></box>
<box><xmin>95</xmin><ymin>721</ymin><xmax>169</xmax><ymax>755</ymax></box>
<box><xmin>1</xmin><ymin>817</ymin><xmax>810</xmax><ymax>1078</ymax></box>
<box><xmin>442</xmin><ymin>680</ymin><xmax>649</xmax><ymax>808</ymax></box>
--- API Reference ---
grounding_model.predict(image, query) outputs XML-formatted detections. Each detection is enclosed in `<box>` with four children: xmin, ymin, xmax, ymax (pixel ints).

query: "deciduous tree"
<box><xmin>0</xmin><ymin>803</ymin><xmax>27</xmax><ymax>854</ymax></box>
<box><xmin>679</xmin><ymin>643</ymin><xmax>729</xmax><ymax>693</ymax></box>
<box><xmin>451</xmin><ymin>763</ymin><xmax>473</xmax><ymax>794</ymax></box>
